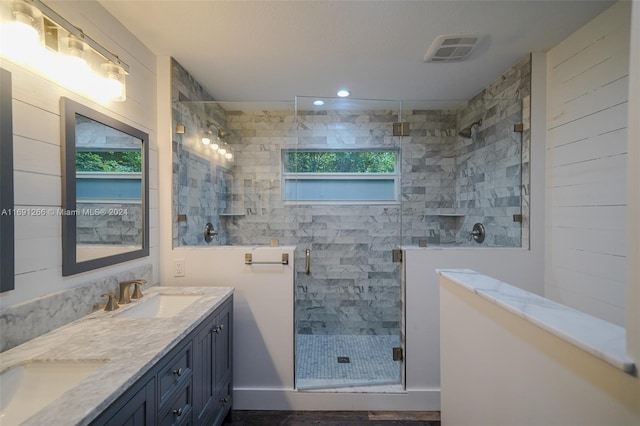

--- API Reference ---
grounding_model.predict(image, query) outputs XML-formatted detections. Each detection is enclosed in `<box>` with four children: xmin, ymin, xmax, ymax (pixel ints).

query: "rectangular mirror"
<box><xmin>61</xmin><ymin>97</ymin><xmax>149</xmax><ymax>276</ymax></box>
<box><xmin>1</xmin><ymin>68</ymin><xmax>14</xmax><ymax>292</ymax></box>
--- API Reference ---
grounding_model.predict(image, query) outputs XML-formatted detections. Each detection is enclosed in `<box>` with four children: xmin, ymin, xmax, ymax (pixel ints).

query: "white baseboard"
<box><xmin>232</xmin><ymin>387</ymin><xmax>440</xmax><ymax>411</ymax></box>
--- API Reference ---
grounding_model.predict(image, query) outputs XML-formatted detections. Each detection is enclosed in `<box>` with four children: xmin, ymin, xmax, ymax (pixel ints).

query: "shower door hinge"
<box><xmin>393</xmin><ymin>122</ymin><xmax>410</xmax><ymax>136</ymax></box>
<box><xmin>392</xmin><ymin>249</ymin><xmax>403</xmax><ymax>263</ymax></box>
<box><xmin>513</xmin><ymin>123</ymin><xmax>524</xmax><ymax>133</ymax></box>
<box><xmin>393</xmin><ymin>347</ymin><xmax>404</xmax><ymax>361</ymax></box>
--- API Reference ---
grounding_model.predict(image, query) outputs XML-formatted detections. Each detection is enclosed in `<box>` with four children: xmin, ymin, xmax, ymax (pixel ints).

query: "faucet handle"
<box><xmin>131</xmin><ymin>281</ymin><xmax>144</xmax><ymax>299</ymax></box>
<box><xmin>102</xmin><ymin>293</ymin><xmax>119</xmax><ymax>311</ymax></box>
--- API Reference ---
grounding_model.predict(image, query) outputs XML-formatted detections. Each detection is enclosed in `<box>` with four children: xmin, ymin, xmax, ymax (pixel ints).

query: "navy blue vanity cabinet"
<box><xmin>157</xmin><ymin>342</ymin><xmax>194</xmax><ymax>425</ymax></box>
<box><xmin>91</xmin><ymin>376</ymin><xmax>156</xmax><ymax>425</ymax></box>
<box><xmin>91</xmin><ymin>295</ymin><xmax>233</xmax><ymax>426</ymax></box>
<box><xmin>213</xmin><ymin>300</ymin><xmax>233</xmax><ymax>425</ymax></box>
<box><xmin>193</xmin><ymin>298</ymin><xmax>233</xmax><ymax>425</ymax></box>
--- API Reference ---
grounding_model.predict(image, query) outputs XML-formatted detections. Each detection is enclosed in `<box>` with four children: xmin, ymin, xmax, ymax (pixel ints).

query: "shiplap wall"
<box><xmin>0</xmin><ymin>1</ymin><xmax>158</xmax><ymax>308</ymax></box>
<box><xmin>545</xmin><ymin>1</ymin><xmax>631</xmax><ymax>325</ymax></box>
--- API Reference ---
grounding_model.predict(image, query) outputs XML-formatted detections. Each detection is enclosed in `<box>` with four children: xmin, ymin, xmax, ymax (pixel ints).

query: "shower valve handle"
<box><xmin>469</xmin><ymin>223</ymin><xmax>486</xmax><ymax>244</ymax></box>
<box><xmin>204</xmin><ymin>222</ymin><xmax>219</xmax><ymax>242</ymax></box>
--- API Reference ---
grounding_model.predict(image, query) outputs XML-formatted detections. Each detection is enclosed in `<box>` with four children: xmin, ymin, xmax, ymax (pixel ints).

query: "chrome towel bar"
<box><xmin>244</xmin><ymin>253</ymin><xmax>289</xmax><ymax>265</ymax></box>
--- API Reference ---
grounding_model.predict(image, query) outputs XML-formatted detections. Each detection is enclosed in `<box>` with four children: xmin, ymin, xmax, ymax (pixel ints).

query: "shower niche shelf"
<box><xmin>425</xmin><ymin>210</ymin><xmax>466</xmax><ymax>217</ymax></box>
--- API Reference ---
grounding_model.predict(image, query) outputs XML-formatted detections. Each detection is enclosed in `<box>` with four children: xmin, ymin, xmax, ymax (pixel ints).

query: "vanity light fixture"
<box><xmin>336</xmin><ymin>89</ymin><xmax>350</xmax><ymax>98</ymax></box>
<box><xmin>0</xmin><ymin>0</ymin><xmax>129</xmax><ymax>102</ymax></box>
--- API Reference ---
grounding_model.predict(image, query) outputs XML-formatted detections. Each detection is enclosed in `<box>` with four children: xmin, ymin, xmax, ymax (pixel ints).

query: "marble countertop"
<box><xmin>0</xmin><ymin>286</ymin><xmax>234</xmax><ymax>426</ymax></box>
<box><xmin>438</xmin><ymin>269</ymin><xmax>636</xmax><ymax>375</ymax></box>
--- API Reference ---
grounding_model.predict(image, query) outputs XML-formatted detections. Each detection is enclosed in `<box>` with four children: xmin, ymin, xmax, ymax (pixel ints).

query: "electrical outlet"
<box><xmin>174</xmin><ymin>259</ymin><xmax>185</xmax><ymax>277</ymax></box>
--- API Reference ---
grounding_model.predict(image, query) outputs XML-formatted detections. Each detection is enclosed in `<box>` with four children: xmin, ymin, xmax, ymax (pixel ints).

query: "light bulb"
<box><xmin>211</xmin><ymin>142</ymin><xmax>219</xmax><ymax>151</ymax></box>
<box><xmin>225</xmin><ymin>152</ymin><xmax>233</xmax><ymax>160</ymax></box>
<box><xmin>100</xmin><ymin>62</ymin><xmax>127</xmax><ymax>102</ymax></box>
<box><xmin>0</xmin><ymin>21</ymin><xmax>41</xmax><ymax>64</ymax></box>
<box><xmin>201</xmin><ymin>130</ymin><xmax>213</xmax><ymax>145</ymax></box>
<box><xmin>0</xmin><ymin>2</ymin><xmax>42</xmax><ymax>64</ymax></box>
<box><xmin>218</xmin><ymin>146</ymin><xmax>227</xmax><ymax>155</ymax></box>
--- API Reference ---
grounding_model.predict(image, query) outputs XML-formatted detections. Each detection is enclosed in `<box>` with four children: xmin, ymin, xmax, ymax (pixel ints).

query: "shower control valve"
<box><xmin>204</xmin><ymin>222</ymin><xmax>219</xmax><ymax>243</ymax></box>
<box><xmin>469</xmin><ymin>223</ymin><xmax>486</xmax><ymax>244</ymax></box>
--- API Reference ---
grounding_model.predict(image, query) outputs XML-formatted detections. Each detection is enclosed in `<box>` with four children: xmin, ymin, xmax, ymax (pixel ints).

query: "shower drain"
<box><xmin>337</xmin><ymin>356</ymin><xmax>350</xmax><ymax>363</ymax></box>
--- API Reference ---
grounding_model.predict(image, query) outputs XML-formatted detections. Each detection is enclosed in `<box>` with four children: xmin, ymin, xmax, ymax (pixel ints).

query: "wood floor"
<box><xmin>223</xmin><ymin>411</ymin><xmax>441</xmax><ymax>425</ymax></box>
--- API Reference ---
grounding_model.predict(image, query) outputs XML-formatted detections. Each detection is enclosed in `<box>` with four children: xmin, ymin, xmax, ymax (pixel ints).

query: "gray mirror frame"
<box><xmin>61</xmin><ymin>97</ymin><xmax>149</xmax><ymax>276</ymax></box>
<box><xmin>1</xmin><ymin>68</ymin><xmax>14</xmax><ymax>292</ymax></box>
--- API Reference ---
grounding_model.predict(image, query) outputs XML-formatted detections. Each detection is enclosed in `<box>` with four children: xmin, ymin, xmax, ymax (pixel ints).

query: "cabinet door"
<box><xmin>192</xmin><ymin>315</ymin><xmax>216</xmax><ymax>424</ymax></box>
<box><xmin>91</xmin><ymin>377</ymin><xmax>155</xmax><ymax>426</ymax></box>
<box><xmin>214</xmin><ymin>301</ymin><xmax>232</xmax><ymax>397</ymax></box>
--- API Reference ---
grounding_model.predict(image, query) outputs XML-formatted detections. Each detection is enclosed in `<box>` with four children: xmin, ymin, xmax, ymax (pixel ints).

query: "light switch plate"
<box><xmin>174</xmin><ymin>259</ymin><xmax>185</xmax><ymax>277</ymax></box>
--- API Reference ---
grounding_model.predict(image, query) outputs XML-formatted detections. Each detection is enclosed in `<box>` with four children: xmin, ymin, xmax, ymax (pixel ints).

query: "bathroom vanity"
<box><xmin>0</xmin><ymin>286</ymin><xmax>233</xmax><ymax>426</ymax></box>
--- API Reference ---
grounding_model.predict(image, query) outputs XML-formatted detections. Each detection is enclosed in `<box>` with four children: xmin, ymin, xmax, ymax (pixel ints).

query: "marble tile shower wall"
<box><xmin>169</xmin><ymin>56</ymin><xmax>530</xmax><ymax>335</ymax></box>
<box><xmin>223</xmin><ymin>108</ymin><xmax>462</xmax><ymax>335</ymax></box>
<box><xmin>223</xmin><ymin>110</ymin><xmax>398</xmax><ymax>335</ymax></box>
<box><xmin>402</xmin><ymin>110</ymin><xmax>458</xmax><ymax>246</ymax></box>
<box><xmin>171</xmin><ymin>59</ymin><xmax>233</xmax><ymax>246</ymax></box>
<box><xmin>455</xmin><ymin>55</ymin><xmax>531</xmax><ymax>247</ymax></box>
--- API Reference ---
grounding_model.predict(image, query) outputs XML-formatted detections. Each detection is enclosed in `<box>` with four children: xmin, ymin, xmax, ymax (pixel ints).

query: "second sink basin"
<box><xmin>115</xmin><ymin>294</ymin><xmax>203</xmax><ymax>318</ymax></box>
<box><xmin>0</xmin><ymin>360</ymin><xmax>107</xmax><ymax>425</ymax></box>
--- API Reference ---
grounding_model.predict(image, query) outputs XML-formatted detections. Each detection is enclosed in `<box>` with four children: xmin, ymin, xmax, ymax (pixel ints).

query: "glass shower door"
<box><xmin>292</xmin><ymin>97</ymin><xmax>405</xmax><ymax>390</ymax></box>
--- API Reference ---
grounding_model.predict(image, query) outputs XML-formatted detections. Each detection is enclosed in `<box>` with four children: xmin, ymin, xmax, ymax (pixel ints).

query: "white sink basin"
<box><xmin>115</xmin><ymin>294</ymin><xmax>203</xmax><ymax>318</ymax></box>
<box><xmin>0</xmin><ymin>360</ymin><xmax>107</xmax><ymax>425</ymax></box>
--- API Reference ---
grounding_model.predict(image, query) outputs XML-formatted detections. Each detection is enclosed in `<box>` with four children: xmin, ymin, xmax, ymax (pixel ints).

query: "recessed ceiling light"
<box><xmin>313</xmin><ymin>100</ymin><xmax>325</xmax><ymax>106</ymax></box>
<box><xmin>336</xmin><ymin>89</ymin><xmax>350</xmax><ymax>97</ymax></box>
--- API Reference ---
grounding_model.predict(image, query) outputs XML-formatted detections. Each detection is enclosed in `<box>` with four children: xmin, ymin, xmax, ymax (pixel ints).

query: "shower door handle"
<box><xmin>305</xmin><ymin>249</ymin><xmax>311</xmax><ymax>275</ymax></box>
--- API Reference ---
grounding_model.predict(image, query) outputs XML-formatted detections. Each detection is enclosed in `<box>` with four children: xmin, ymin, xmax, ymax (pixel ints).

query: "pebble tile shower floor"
<box><xmin>296</xmin><ymin>335</ymin><xmax>401</xmax><ymax>390</ymax></box>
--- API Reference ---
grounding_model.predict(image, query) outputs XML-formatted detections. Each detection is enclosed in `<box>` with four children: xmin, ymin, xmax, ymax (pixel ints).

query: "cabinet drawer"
<box><xmin>158</xmin><ymin>343</ymin><xmax>192</xmax><ymax>407</ymax></box>
<box><xmin>158</xmin><ymin>381</ymin><xmax>192</xmax><ymax>426</ymax></box>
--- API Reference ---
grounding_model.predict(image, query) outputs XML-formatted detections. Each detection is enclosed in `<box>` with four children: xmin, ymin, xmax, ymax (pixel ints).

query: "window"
<box><xmin>282</xmin><ymin>150</ymin><xmax>399</xmax><ymax>203</ymax></box>
<box><xmin>76</xmin><ymin>150</ymin><xmax>142</xmax><ymax>202</ymax></box>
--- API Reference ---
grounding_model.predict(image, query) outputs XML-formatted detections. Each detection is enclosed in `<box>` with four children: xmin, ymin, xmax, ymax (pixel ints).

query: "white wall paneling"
<box><xmin>545</xmin><ymin>1</ymin><xmax>631</xmax><ymax>325</ymax></box>
<box><xmin>0</xmin><ymin>0</ymin><xmax>158</xmax><ymax>309</ymax></box>
<box><xmin>625</xmin><ymin>0</ymin><xmax>640</xmax><ymax>365</ymax></box>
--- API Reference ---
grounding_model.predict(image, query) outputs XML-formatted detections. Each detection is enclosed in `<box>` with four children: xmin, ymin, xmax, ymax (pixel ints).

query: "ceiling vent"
<box><xmin>423</xmin><ymin>33</ymin><xmax>483</xmax><ymax>63</ymax></box>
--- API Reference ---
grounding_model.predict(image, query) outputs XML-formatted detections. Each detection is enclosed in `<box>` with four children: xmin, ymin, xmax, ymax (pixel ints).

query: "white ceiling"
<box><xmin>99</xmin><ymin>0</ymin><xmax>615</xmax><ymax>102</ymax></box>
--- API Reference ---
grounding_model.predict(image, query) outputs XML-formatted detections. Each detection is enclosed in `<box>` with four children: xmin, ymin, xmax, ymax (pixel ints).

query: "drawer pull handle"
<box><xmin>174</xmin><ymin>407</ymin><xmax>183</xmax><ymax>417</ymax></box>
<box><xmin>213</xmin><ymin>324</ymin><xmax>224</xmax><ymax>333</ymax></box>
<box><xmin>220</xmin><ymin>396</ymin><xmax>230</xmax><ymax>404</ymax></box>
<box><xmin>173</xmin><ymin>368</ymin><xmax>183</xmax><ymax>377</ymax></box>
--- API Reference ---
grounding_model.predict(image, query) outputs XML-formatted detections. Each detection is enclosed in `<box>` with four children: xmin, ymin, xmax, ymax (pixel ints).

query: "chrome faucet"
<box><xmin>119</xmin><ymin>279</ymin><xmax>147</xmax><ymax>304</ymax></box>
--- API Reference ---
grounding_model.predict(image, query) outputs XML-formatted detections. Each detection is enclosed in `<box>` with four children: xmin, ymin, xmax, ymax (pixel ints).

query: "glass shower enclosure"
<box><xmin>292</xmin><ymin>97</ymin><xmax>405</xmax><ymax>390</ymax></box>
<box><xmin>172</xmin><ymin>95</ymin><xmax>524</xmax><ymax>392</ymax></box>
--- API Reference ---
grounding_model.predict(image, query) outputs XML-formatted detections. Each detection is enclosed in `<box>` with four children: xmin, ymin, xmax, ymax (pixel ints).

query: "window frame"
<box><xmin>281</xmin><ymin>148</ymin><xmax>401</xmax><ymax>205</ymax></box>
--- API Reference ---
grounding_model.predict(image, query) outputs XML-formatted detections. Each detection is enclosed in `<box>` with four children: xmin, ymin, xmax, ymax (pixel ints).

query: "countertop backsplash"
<box><xmin>0</xmin><ymin>264</ymin><xmax>153</xmax><ymax>352</ymax></box>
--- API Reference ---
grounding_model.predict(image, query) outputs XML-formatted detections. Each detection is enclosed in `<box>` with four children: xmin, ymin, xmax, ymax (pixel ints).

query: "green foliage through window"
<box><xmin>76</xmin><ymin>151</ymin><xmax>142</xmax><ymax>172</ymax></box>
<box><xmin>283</xmin><ymin>150</ymin><xmax>396</xmax><ymax>173</ymax></box>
